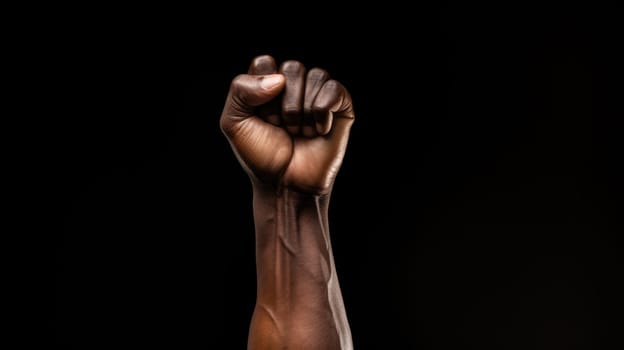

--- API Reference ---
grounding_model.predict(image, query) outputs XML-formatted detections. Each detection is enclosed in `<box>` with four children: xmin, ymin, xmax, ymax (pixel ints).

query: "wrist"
<box><xmin>251</xmin><ymin>182</ymin><xmax>331</xmax><ymax>209</ymax></box>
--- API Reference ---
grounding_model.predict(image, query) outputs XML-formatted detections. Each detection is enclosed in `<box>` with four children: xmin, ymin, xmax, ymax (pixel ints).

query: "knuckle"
<box><xmin>282</xmin><ymin>60</ymin><xmax>305</xmax><ymax>74</ymax></box>
<box><xmin>252</xmin><ymin>54</ymin><xmax>273</xmax><ymax>66</ymax></box>
<box><xmin>324</xmin><ymin>79</ymin><xmax>341</xmax><ymax>91</ymax></box>
<box><xmin>250</xmin><ymin>55</ymin><xmax>276</xmax><ymax>74</ymax></box>
<box><xmin>308</xmin><ymin>68</ymin><xmax>329</xmax><ymax>80</ymax></box>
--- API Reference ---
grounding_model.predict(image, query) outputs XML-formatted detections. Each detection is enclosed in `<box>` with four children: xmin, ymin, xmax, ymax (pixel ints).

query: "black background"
<box><xmin>52</xmin><ymin>4</ymin><xmax>622</xmax><ymax>349</ymax></box>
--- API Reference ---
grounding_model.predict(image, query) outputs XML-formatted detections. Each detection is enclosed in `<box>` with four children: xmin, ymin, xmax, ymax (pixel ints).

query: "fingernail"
<box><xmin>260</xmin><ymin>75</ymin><xmax>284</xmax><ymax>90</ymax></box>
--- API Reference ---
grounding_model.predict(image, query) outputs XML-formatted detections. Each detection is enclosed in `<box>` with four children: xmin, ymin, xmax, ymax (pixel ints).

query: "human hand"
<box><xmin>220</xmin><ymin>55</ymin><xmax>354</xmax><ymax>195</ymax></box>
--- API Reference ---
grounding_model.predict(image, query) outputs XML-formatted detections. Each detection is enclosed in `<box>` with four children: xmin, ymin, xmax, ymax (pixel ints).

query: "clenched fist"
<box><xmin>220</xmin><ymin>55</ymin><xmax>354</xmax><ymax>195</ymax></box>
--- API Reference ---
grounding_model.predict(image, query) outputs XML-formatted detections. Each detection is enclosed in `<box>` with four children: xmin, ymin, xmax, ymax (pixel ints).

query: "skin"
<box><xmin>220</xmin><ymin>55</ymin><xmax>354</xmax><ymax>349</ymax></box>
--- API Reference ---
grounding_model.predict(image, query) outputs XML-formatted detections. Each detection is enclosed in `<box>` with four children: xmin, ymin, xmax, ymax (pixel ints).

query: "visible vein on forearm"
<box><xmin>276</xmin><ymin>189</ymin><xmax>299</xmax><ymax>257</ymax></box>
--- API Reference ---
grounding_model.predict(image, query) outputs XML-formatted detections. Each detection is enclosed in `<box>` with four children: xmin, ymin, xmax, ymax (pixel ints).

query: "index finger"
<box><xmin>248</xmin><ymin>55</ymin><xmax>277</xmax><ymax>75</ymax></box>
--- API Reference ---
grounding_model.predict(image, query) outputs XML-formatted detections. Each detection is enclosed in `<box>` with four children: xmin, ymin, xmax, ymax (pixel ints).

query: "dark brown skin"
<box><xmin>220</xmin><ymin>55</ymin><xmax>354</xmax><ymax>349</ymax></box>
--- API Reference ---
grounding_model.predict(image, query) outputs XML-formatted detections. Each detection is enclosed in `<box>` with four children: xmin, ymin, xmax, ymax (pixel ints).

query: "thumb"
<box><xmin>223</xmin><ymin>74</ymin><xmax>285</xmax><ymax>117</ymax></box>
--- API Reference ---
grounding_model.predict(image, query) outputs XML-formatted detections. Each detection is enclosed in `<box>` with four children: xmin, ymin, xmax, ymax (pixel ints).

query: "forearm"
<box><xmin>248</xmin><ymin>185</ymin><xmax>352</xmax><ymax>350</ymax></box>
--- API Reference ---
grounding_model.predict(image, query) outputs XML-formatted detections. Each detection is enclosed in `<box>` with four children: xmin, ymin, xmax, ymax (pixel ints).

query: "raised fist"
<box><xmin>220</xmin><ymin>55</ymin><xmax>354</xmax><ymax>195</ymax></box>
